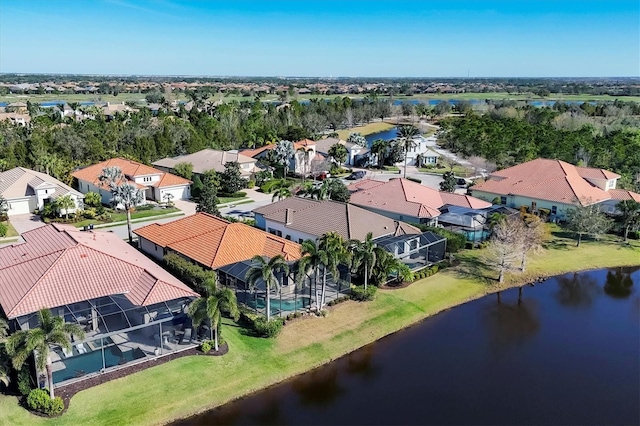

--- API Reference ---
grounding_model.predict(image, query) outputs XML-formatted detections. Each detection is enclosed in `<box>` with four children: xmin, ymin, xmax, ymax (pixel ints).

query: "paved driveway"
<box><xmin>9</xmin><ymin>214</ymin><xmax>46</xmax><ymax>234</ymax></box>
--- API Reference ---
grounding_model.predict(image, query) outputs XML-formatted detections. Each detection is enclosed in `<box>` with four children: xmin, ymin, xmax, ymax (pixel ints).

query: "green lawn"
<box><xmin>336</xmin><ymin>122</ymin><xmax>395</xmax><ymax>139</ymax></box>
<box><xmin>1</xmin><ymin>220</ymin><xmax>19</xmax><ymax>238</ymax></box>
<box><xmin>1</xmin><ymin>225</ymin><xmax>638</xmax><ymax>426</ymax></box>
<box><xmin>420</xmin><ymin>165</ymin><xmax>472</xmax><ymax>176</ymax></box>
<box><xmin>70</xmin><ymin>207</ymin><xmax>181</xmax><ymax>228</ymax></box>
<box><xmin>218</xmin><ymin>196</ymin><xmax>249</xmax><ymax>205</ymax></box>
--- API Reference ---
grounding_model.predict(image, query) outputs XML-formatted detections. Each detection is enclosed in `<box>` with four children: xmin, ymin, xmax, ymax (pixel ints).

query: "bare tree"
<box><xmin>485</xmin><ymin>216</ymin><xmax>524</xmax><ymax>286</ymax></box>
<box><xmin>519</xmin><ymin>216</ymin><xmax>546</xmax><ymax>272</ymax></box>
<box><xmin>565</xmin><ymin>200</ymin><xmax>613</xmax><ymax>247</ymax></box>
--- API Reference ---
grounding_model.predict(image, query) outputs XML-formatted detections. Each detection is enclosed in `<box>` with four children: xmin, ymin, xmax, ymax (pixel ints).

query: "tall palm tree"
<box><xmin>298</xmin><ymin>240</ymin><xmax>327</xmax><ymax>309</ymax></box>
<box><xmin>297</xmin><ymin>146</ymin><xmax>313</xmax><ymax>182</ymax></box>
<box><xmin>273</xmin><ymin>140</ymin><xmax>295</xmax><ymax>178</ymax></box>
<box><xmin>187</xmin><ymin>278</ymin><xmax>239</xmax><ymax>351</ymax></box>
<box><xmin>616</xmin><ymin>200</ymin><xmax>640</xmax><ymax>242</ymax></box>
<box><xmin>318</xmin><ymin>232</ymin><xmax>349</xmax><ymax>309</ymax></box>
<box><xmin>396</xmin><ymin>125</ymin><xmax>420</xmax><ymax>178</ymax></box>
<box><xmin>6</xmin><ymin>309</ymin><xmax>84</xmax><ymax>399</ymax></box>
<box><xmin>111</xmin><ymin>182</ymin><xmax>144</xmax><ymax>244</ymax></box>
<box><xmin>245</xmin><ymin>255</ymin><xmax>290</xmax><ymax>321</ymax></box>
<box><xmin>350</xmin><ymin>232</ymin><xmax>377</xmax><ymax>291</ymax></box>
<box><xmin>371</xmin><ymin>139</ymin><xmax>389</xmax><ymax>169</ymax></box>
<box><xmin>56</xmin><ymin>194</ymin><xmax>75</xmax><ymax>220</ymax></box>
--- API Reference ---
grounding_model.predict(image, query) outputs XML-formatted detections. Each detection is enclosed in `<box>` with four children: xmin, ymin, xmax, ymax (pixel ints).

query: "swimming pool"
<box><xmin>53</xmin><ymin>345</ymin><xmax>146</xmax><ymax>384</ymax></box>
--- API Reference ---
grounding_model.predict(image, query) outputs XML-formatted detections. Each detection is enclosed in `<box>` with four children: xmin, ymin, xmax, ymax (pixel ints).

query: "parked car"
<box><xmin>346</xmin><ymin>170</ymin><xmax>366</xmax><ymax>180</ymax></box>
<box><xmin>314</xmin><ymin>171</ymin><xmax>331</xmax><ymax>181</ymax></box>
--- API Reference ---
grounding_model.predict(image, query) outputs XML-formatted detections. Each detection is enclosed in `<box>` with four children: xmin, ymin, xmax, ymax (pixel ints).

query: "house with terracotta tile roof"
<box><xmin>134</xmin><ymin>213</ymin><xmax>312</xmax><ymax>316</ymax></box>
<box><xmin>152</xmin><ymin>149</ymin><xmax>259</xmax><ymax>178</ymax></box>
<box><xmin>313</xmin><ymin>137</ymin><xmax>369</xmax><ymax>166</ymax></box>
<box><xmin>72</xmin><ymin>158</ymin><xmax>191</xmax><ymax>205</ymax></box>
<box><xmin>348</xmin><ymin>178</ymin><xmax>492</xmax><ymax>225</ymax></box>
<box><xmin>253</xmin><ymin>197</ymin><xmax>446</xmax><ymax>271</ymax></box>
<box><xmin>470</xmin><ymin>158</ymin><xmax>638</xmax><ymax>220</ymax></box>
<box><xmin>0</xmin><ymin>167</ymin><xmax>84</xmax><ymax>216</ymax></box>
<box><xmin>0</xmin><ymin>224</ymin><xmax>199</xmax><ymax>389</ymax></box>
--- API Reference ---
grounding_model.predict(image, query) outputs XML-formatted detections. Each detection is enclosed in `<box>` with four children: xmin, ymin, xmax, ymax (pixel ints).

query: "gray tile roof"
<box><xmin>0</xmin><ymin>167</ymin><xmax>83</xmax><ymax>200</ymax></box>
<box><xmin>152</xmin><ymin>149</ymin><xmax>257</xmax><ymax>175</ymax></box>
<box><xmin>253</xmin><ymin>197</ymin><xmax>421</xmax><ymax>241</ymax></box>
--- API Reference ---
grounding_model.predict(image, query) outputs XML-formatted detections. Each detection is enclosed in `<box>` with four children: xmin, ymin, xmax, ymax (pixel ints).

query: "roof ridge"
<box><xmin>0</xmin><ymin>247</ymin><xmax>67</xmax><ymax>270</ymax></box>
<box><xmin>7</xmin><ymin>249</ymin><xmax>68</xmax><ymax>317</ymax></box>
<box><xmin>209</xmin><ymin>225</ymin><xmax>232</xmax><ymax>268</ymax></box>
<box><xmin>345</xmin><ymin>203</ymin><xmax>352</xmax><ymax>239</ymax></box>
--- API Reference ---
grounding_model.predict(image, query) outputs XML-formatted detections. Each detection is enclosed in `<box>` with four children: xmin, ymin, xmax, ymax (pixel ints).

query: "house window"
<box><xmin>285</xmin><ymin>235</ymin><xmax>291</xmax><ymax>240</ymax></box>
<box><xmin>551</xmin><ymin>206</ymin><xmax>557</xmax><ymax>215</ymax></box>
<box><xmin>500</xmin><ymin>196</ymin><xmax>507</xmax><ymax>205</ymax></box>
<box><xmin>298</xmin><ymin>238</ymin><xmax>304</xmax><ymax>244</ymax></box>
<box><xmin>531</xmin><ymin>201</ymin><xmax>537</xmax><ymax>211</ymax></box>
<box><xmin>143</xmin><ymin>176</ymin><xmax>152</xmax><ymax>182</ymax></box>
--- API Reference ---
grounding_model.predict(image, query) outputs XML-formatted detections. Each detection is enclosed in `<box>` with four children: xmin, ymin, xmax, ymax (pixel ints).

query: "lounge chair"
<box><xmin>76</xmin><ymin>343</ymin><xmax>87</xmax><ymax>354</ymax></box>
<box><xmin>180</xmin><ymin>328</ymin><xmax>192</xmax><ymax>344</ymax></box>
<box><xmin>61</xmin><ymin>346</ymin><xmax>72</xmax><ymax>358</ymax></box>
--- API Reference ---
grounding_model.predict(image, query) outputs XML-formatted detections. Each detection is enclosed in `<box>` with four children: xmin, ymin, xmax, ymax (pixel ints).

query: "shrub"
<box><xmin>260</xmin><ymin>179</ymin><xmax>283</xmax><ymax>193</ymax></box>
<box><xmin>200</xmin><ymin>340</ymin><xmax>212</xmax><ymax>353</ymax></box>
<box><xmin>351</xmin><ymin>285</ymin><xmax>377</xmax><ymax>301</ymax></box>
<box><xmin>247</xmin><ymin>180</ymin><xmax>256</xmax><ymax>188</ymax></box>
<box><xmin>163</xmin><ymin>253</ymin><xmax>216</xmax><ymax>291</ymax></box>
<box><xmin>82</xmin><ymin>208</ymin><xmax>97</xmax><ymax>219</ymax></box>
<box><xmin>27</xmin><ymin>388</ymin><xmax>64</xmax><ymax>416</ymax></box>
<box><xmin>253</xmin><ymin>317</ymin><xmax>284</xmax><ymax>338</ymax></box>
<box><xmin>416</xmin><ymin>225</ymin><xmax>466</xmax><ymax>253</ymax></box>
<box><xmin>0</xmin><ymin>222</ymin><xmax>7</xmax><ymax>237</ymax></box>
<box><xmin>406</xmin><ymin>176</ymin><xmax>421</xmax><ymax>184</ymax></box>
<box><xmin>17</xmin><ymin>366</ymin><xmax>33</xmax><ymax>396</ymax></box>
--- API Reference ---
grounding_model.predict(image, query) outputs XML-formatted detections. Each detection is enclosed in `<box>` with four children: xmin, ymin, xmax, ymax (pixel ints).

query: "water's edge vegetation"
<box><xmin>1</xmin><ymin>232</ymin><xmax>639</xmax><ymax>425</ymax></box>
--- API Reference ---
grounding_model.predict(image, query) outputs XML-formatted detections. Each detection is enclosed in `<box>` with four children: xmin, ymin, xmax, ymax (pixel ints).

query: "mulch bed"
<box><xmin>52</xmin><ymin>343</ymin><xmax>228</xmax><ymax>413</ymax></box>
<box><xmin>380</xmin><ymin>280</ymin><xmax>413</xmax><ymax>290</ymax></box>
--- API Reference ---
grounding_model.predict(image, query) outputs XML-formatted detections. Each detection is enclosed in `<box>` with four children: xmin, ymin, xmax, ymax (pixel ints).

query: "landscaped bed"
<box><xmin>43</xmin><ymin>206</ymin><xmax>181</xmax><ymax>228</ymax></box>
<box><xmin>1</xmin><ymin>226</ymin><xmax>638</xmax><ymax>425</ymax></box>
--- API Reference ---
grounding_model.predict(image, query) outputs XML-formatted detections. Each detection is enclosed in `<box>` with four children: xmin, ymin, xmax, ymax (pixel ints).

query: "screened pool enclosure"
<box><xmin>13</xmin><ymin>295</ymin><xmax>198</xmax><ymax>388</ymax></box>
<box><xmin>218</xmin><ymin>260</ymin><xmax>351</xmax><ymax>317</ymax></box>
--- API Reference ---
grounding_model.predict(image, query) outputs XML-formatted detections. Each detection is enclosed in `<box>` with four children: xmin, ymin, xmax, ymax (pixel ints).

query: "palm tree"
<box><xmin>245</xmin><ymin>255</ymin><xmax>290</xmax><ymax>321</ymax></box>
<box><xmin>0</xmin><ymin>317</ymin><xmax>9</xmax><ymax>388</ymax></box>
<box><xmin>616</xmin><ymin>200</ymin><xmax>640</xmax><ymax>242</ymax></box>
<box><xmin>273</xmin><ymin>140</ymin><xmax>295</xmax><ymax>178</ymax></box>
<box><xmin>297</xmin><ymin>146</ymin><xmax>313</xmax><ymax>182</ymax></box>
<box><xmin>56</xmin><ymin>194</ymin><xmax>75</xmax><ymax>220</ymax></box>
<box><xmin>5</xmin><ymin>309</ymin><xmax>84</xmax><ymax>399</ymax></box>
<box><xmin>350</xmin><ymin>232</ymin><xmax>377</xmax><ymax>291</ymax></box>
<box><xmin>298</xmin><ymin>240</ymin><xmax>327</xmax><ymax>309</ymax></box>
<box><xmin>396</xmin><ymin>125</ymin><xmax>420</xmax><ymax>178</ymax></box>
<box><xmin>111</xmin><ymin>182</ymin><xmax>144</xmax><ymax>244</ymax></box>
<box><xmin>371</xmin><ymin>139</ymin><xmax>389</xmax><ymax>168</ymax></box>
<box><xmin>272</xmin><ymin>182</ymin><xmax>292</xmax><ymax>202</ymax></box>
<box><xmin>187</xmin><ymin>278</ymin><xmax>239</xmax><ymax>351</ymax></box>
<box><xmin>318</xmin><ymin>232</ymin><xmax>349</xmax><ymax>309</ymax></box>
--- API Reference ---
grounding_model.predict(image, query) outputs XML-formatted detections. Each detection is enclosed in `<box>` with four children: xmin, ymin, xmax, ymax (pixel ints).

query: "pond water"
<box><xmin>364</xmin><ymin>127</ymin><xmax>398</xmax><ymax>144</ymax></box>
<box><xmin>175</xmin><ymin>267</ymin><xmax>640</xmax><ymax>426</ymax></box>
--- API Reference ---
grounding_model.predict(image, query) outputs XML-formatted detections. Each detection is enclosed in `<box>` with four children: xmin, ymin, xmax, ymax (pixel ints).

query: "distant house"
<box><xmin>0</xmin><ymin>167</ymin><xmax>84</xmax><ymax>216</ymax></box>
<box><xmin>152</xmin><ymin>149</ymin><xmax>259</xmax><ymax>178</ymax></box>
<box><xmin>313</xmin><ymin>137</ymin><xmax>369</xmax><ymax>167</ymax></box>
<box><xmin>241</xmin><ymin>140</ymin><xmax>320</xmax><ymax>176</ymax></box>
<box><xmin>0</xmin><ymin>112</ymin><xmax>30</xmax><ymax>126</ymax></box>
<box><xmin>101</xmin><ymin>102</ymin><xmax>136</xmax><ymax>121</ymax></box>
<box><xmin>253</xmin><ymin>197</ymin><xmax>446</xmax><ymax>270</ymax></box>
<box><xmin>470</xmin><ymin>158</ymin><xmax>640</xmax><ymax>220</ymax></box>
<box><xmin>0</xmin><ymin>224</ymin><xmax>199</xmax><ymax>389</ymax></box>
<box><xmin>134</xmin><ymin>213</ymin><xmax>308</xmax><ymax>316</ymax></box>
<box><xmin>347</xmin><ymin>178</ymin><xmax>491</xmax><ymax>225</ymax></box>
<box><xmin>72</xmin><ymin>158</ymin><xmax>191</xmax><ymax>205</ymax></box>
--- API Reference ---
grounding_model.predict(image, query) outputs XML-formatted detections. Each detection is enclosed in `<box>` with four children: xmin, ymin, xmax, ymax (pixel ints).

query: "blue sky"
<box><xmin>0</xmin><ymin>0</ymin><xmax>638</xmax><ymax>77</ymax></box>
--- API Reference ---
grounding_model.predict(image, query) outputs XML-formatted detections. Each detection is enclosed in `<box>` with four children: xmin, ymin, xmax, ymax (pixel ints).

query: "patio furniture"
<box><xmin>62</xmin><ymin>346</ymin><xmax>72</xmax><ymax>358</ymax></box>
<box><xmin>180</xmin><ymin>327</ymin><xmax>192</xmax><ymax>344</ymax></box>
<box><xmin>76</xmin><ymin>343</ymin><xmax>88</xmax><ymax>354</ymax></box>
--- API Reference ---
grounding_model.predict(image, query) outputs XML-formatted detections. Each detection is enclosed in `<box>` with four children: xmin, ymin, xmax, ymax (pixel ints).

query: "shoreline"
<box><xmin>1</xmin><ymin>233</ymin><xmax>638</xmax><ymax>425</ymax></box>
<box><xmin>172</xmin><ymin>262</ymin><xmax>640</xmax><ymax>424</ymax></box>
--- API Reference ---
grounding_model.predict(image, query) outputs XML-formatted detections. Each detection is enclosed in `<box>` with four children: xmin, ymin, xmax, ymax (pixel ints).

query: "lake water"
<box><xmin>175</xmin><ymin>267</ymin><xmax>640</xmax><ymax>426</ymax></box>
<box><xmin>364</xmin><ymin>127</ymin><xmax>398</xmax><ymax>144</ymax></box>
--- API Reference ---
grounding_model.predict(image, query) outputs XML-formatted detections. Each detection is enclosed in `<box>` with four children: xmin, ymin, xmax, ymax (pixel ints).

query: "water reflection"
<box><xmin>484</xmin><ymin>299</ymin><xmax>540</xmax><ymax>354</ymax></box>
<box><xmin>555</xmin><ymin>272</ymin><xmax>600</xmax><ymax>307</ymax></box>
<box><xmin>292</xmin><ymin>362</ymin><xmax>343</xmax><ymax>407</ymax></box>
<box><xmin>345</xmin><ymin>344</ymin><xmax>378</xmax><ymax>380</ymax></box>
<box><xmin>253</xmin><ymin>394</ymin><xmax>285</xmax><ymax>426</ymax></box>
<box><xmin>604</xmin><ymin>267</ymin><xmax>636</xmax><ymax>299</ymax></box>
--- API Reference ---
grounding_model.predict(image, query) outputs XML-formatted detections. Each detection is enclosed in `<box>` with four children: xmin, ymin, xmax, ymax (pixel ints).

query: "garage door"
<box><xmin>161</xmin><ymin>186</ymin><xmax>191</xmax><ymax>201</ymax></box>
<box><xmin>7</xmin><ymin>199</ymin><xmax>32</xmax><ymax>216</ymax></box>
